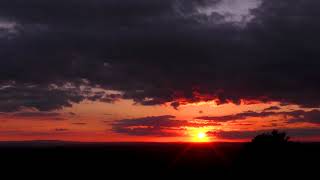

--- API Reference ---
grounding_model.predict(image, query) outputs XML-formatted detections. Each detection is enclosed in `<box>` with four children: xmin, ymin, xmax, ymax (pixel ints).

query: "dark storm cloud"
<box><xmin>11</xmin><ymin>112</ymin><xmax>63</xmax><ymax>120</ymax></box>
<box><xmin>263</xmin><ymin>106</ymin><xmax>281</xmax><ymax>111</ymax></box>
<box><xmin>1</xmin><ymin>0</ymin><xmax>320</xmax><ymax>111</ymax></box>
<box><xmin>11</xmin><ymin>112</ymin><xmax>60</xmax><ymax>118</ymax></box>
<box><xmin>0</xmin><ymin>82</ymin><xmax>122</xmax><ymax>112</ymax></box>
<box><xmin>112</xmin><ymin>115</ymin><xmax>218</xmax><ymax>136</ymax></box>
<box><xmin>112</xmin><ymin>115</ymin><xmax>185</xmax><ymax>136</ymax></box>
<box><xmin>99</xmin><ymin>94</ymin><xmax>123</xmax><ymax>103</ymax></box>
<box><xmin>288</xmin><ymin>110</ymin><xmax>320</xmax><ymax>125</ymax></box>
<box><xmin>196</xmin><ymin>111</ymin><xmax>277</xmax><ymax>122</ymax></box>
<box><xmin>0</xmin><ymin>110</ymin><xmax>67</xmax><ymax>120</ymax></box>
<box><xmin>196</xmin><ymin>109</ymin><xmax>320</xmax><ymax>125</ymax></box>
<box><xmin>209</xmin><ymin>128</ymin><xmax>320</xmax><ymax>140</ymax></box>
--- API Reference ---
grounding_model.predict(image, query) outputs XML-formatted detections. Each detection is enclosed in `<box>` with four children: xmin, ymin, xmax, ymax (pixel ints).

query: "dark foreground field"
<box><xmin>0</xmin><ymin>141</ymin><xmax>319</xmax><ymax>178</ymax></box>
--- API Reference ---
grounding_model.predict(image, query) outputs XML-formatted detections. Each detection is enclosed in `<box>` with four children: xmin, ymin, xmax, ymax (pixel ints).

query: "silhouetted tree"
<box><xmin>233</xmin><ymin>130</ymin><xmax>303</xmax><ymax>178</ymax></box>
<box><xmin>251</xmin><ymin>130</ymin><xmax>290</xmax><ymax>145</ymax></box>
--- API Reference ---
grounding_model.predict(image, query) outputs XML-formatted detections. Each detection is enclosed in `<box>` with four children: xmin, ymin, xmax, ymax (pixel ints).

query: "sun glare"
<box><xmin>192</xmin><ymin>131</ymin><xmax>209</xmax><ymax>142</ymax></box>
<box><xmin>198</xmin><ymin>132</ymin><xmax>206</xmax><ymax>139</ymax></box>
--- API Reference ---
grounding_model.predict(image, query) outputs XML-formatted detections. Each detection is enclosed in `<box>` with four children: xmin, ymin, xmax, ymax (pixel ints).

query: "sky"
<box><xmin>1</xmin><ymin>0</ymin><xmax>320</xmax><ymax>142</ymax></box>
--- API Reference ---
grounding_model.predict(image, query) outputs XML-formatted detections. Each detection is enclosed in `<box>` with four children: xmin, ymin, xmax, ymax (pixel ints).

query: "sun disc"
<box><xmin>197</xmin><ymin>132</ymin><xmax>206</xmax><ymax>139</ymax></box>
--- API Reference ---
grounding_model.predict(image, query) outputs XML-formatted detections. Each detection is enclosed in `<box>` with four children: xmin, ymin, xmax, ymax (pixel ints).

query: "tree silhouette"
<box><xmin>251</xmin><ymin>130</ymin><xmax>290</xmax><ymax>145</ymax></box>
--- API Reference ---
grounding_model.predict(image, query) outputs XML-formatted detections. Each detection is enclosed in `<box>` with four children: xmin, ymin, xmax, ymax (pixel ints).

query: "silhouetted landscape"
<box><xmin>1</xmin><ymin>131</ymin><xmax>319</xmax><ymax>178</ymax></box>
<box><xmin>2</xmin><ymin>1</ymin><xmax>320</xmax><ymax>178</ymax></box>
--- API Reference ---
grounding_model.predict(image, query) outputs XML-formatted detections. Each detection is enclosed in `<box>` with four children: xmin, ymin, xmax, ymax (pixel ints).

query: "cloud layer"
<box><xmin>112</xmin><ymin>115</ymin><xmax>219</xmax><ymax>137</ymax></box>
<box><xmin>196</xmin><ymin>109</ymin><xmax>320</xmax><ymax>125</ymax></box>
<box><xmin>1</xmin><ymin>0</ymin><xmax>320</xmax><ymax>112</ymax></box>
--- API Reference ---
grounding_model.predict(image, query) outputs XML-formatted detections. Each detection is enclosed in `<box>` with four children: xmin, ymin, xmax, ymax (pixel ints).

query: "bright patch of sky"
<box><xmin>196</xmin><ymin>0</ymin><xmax>262</xmax><ymax>25</ymax></box>
<box><xmin>0</xmin><ymin>19</ymin><xmax>19</xmax><ymax>38</ymax></box>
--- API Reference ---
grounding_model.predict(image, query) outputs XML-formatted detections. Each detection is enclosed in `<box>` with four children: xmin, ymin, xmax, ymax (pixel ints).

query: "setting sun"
<box><xmin>198</xmin><ymin>132</ymin><xmax>206</xmax><ymax>139</ymax></box>
<box><xmin>192</xmin><ymin>131</ymin><xmax>209</xmax><ymax>142</ymax></box>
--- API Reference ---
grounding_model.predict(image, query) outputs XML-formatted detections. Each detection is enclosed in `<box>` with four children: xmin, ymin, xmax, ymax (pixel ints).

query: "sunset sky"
<box><xmin>1</xmin><ymin>0</ymin><xmax>320</xmax><ymax>142</ymax></box>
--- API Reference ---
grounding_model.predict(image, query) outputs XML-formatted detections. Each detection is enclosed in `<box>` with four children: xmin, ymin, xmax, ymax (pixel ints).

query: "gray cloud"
<box><xmin>112</xmin><ymin>115</ymin><xmax>219</xmax><ymax>136</ymax></box>
<box><xmin>196</xmin><ymin>111</ymin><xmax>277</xmax><ymax>122</ymax></box>
<box><xmin>112</xmin><ymin>115</ymin><xmax>184</xmax><ymax>136</ymax></box>
<box><xmin>263</xmin><ymin>106</ymin><xmax>281</xmax><ymax>111</ymax></box>
<box><xmin>1</xmin><ymin>0</ymin><xmax>320</xmax><ymax>111</ymax></box>
<box><xmin>0</xmin><ymin>83</ymin><xmax>84</xmax><ymax>112</ymax></box>
<box><xmin>196</xmin><ymin>109</ymin><xmax>320</xmax><ymax>125</ymax></box>
<box><xmin>0</xmin><ymin>82</ymin><xmax>122</xmax><ymax>112</ymax></box>
<box><xmin>0</xmin><ymin>110</ymin><xmax>66</xmax><ymax>120</ymax></box>
<box><xmin>12</xmin><ymin>112</ymin><xmax>60</xmax><ymax>118</ymax></box>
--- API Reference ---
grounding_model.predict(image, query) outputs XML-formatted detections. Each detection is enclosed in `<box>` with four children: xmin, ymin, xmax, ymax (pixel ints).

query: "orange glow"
<box><xmin>0</xmin><ymin>99</ymin><xmax>312</xmax><ymax>142</ymax></box>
